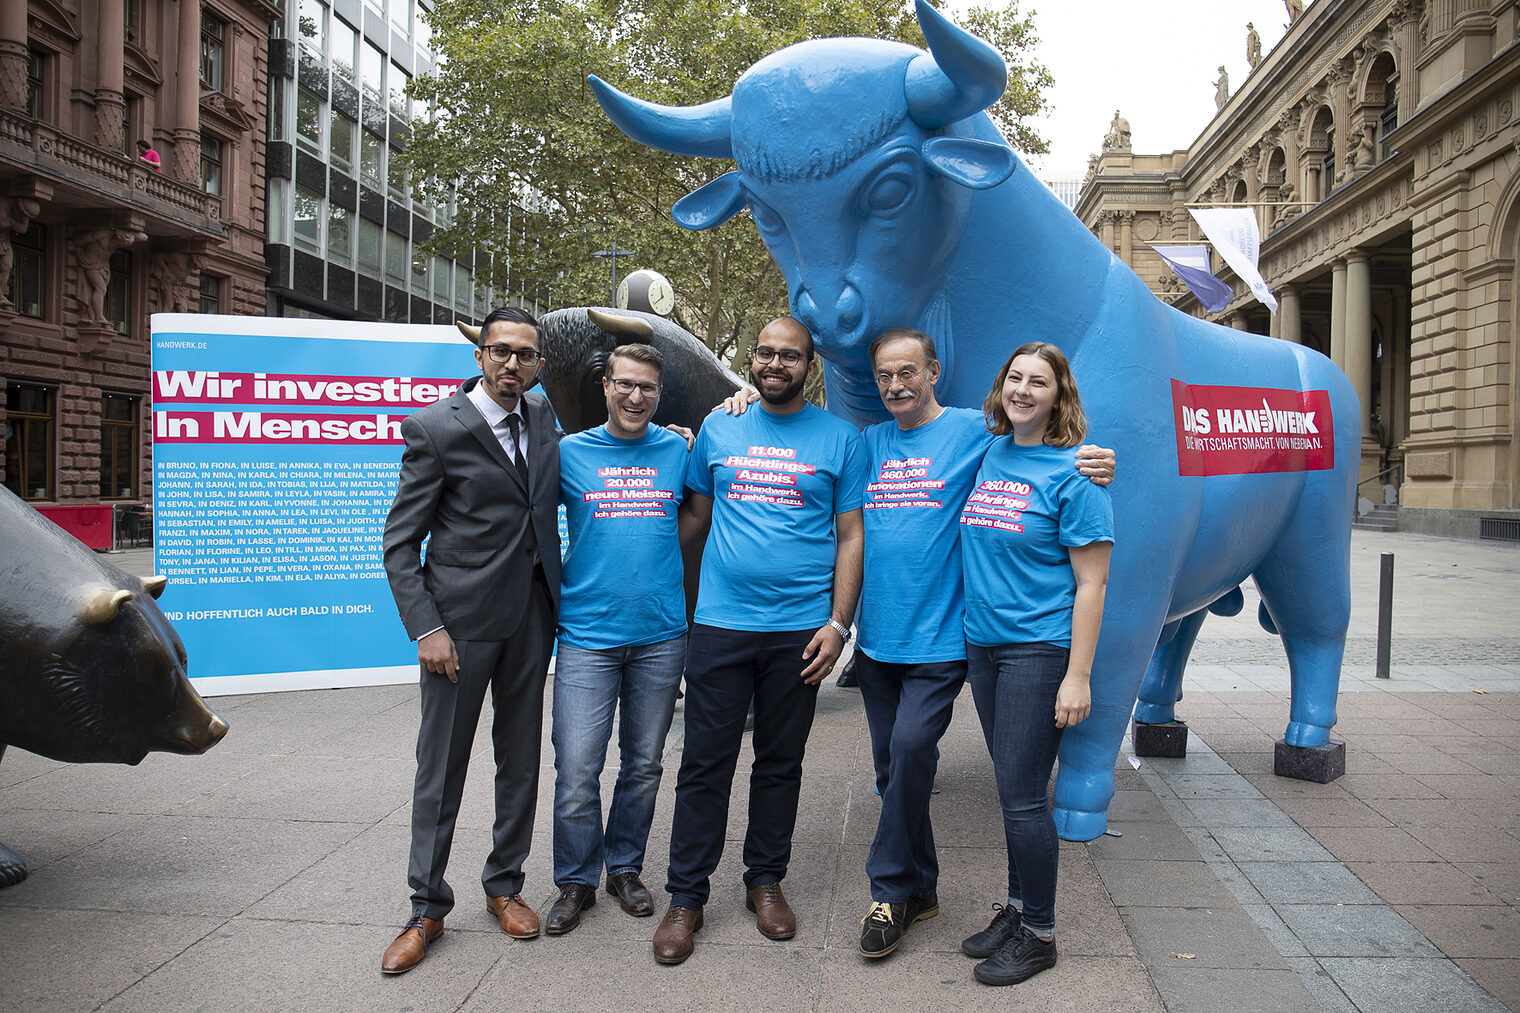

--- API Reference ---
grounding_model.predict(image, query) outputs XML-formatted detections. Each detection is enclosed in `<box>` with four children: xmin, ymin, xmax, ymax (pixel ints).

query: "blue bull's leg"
<box><xmin>1252</xmin><ymin>522</ymin><xmax>1351</xmax><ymax>748</ymax></box>
<box><xmin>1133</xmin><ymin>608</ymin><xmax>1209</xmax><ymax>724</ymax></box>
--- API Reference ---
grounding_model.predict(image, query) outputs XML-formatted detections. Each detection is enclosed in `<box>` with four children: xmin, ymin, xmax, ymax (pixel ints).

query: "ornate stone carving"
<box><xmin>1103</xmin><ymin>110</ymin><xmax>1132</xmax><ymax>153</ymax></box>
<box><xmin>1214</xmin><ymin>66</ymin><xmax>1230</xmax><ymax>111</ymax></box>
<box><xmin>1247</xmin><ymin>23</ymin><xmax>1263</xmax><ymax>69</ymax></box>
<box><xmin>0</xmin><ymin>197</ymin><xmax>42</xmax><ymax>311</ymax></box>
<box><xmin>72</xmin><ymin>227</ymin><xmax>146</xmax><ymax>326</ymax></box>
<box><xmin>150</xmin><ymin>251</ymin><xmax>208</xmax><ymax>313</ymax></box>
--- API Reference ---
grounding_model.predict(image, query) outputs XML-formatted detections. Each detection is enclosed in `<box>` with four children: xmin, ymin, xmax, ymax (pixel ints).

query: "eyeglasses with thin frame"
<box><xmin>483</xmin><ymin>344</ymin><xmax>541</xmax><ymax>366</ymax></box>
<box><xmin>607</xmin><ymin>377</ymin><xmax>662</xmax><ymax>397</ymax></box>
<box><xmin>875</xmin><ymin>366</ymin><xmax>922</xmax><ymax>387</ymax></box>
<box><xmin>752</xmin><ymin>345</ymin><xmax>808</xmax><ymax>367</ymax></box>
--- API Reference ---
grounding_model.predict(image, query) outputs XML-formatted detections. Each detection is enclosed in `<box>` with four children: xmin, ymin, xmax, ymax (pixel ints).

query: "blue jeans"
<box><xmin>966</xmin><ymin>641</ymin><xmax>1069</xmax><ymax>933</ymax></box>
<box><xmin>664</xmin><ymin>625</ymin><xmax>820</xmax><ymax>909</ymax></box>
<box><xmin>856</xmin><ymin>653</ymin><xmax>966</xmax><ymax>903</ymax></box>
<box><xmin>551</xmin><ymin>636</ymin><xmax>686</xmax><ymax>888</ymax></box>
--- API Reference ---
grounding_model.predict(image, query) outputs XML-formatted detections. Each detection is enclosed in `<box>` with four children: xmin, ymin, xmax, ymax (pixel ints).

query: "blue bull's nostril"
<box><xmin>837</xmin><ymin>285</ymin><xmax>863</xmax><ymax>335</ymax></box>
<box><xmin>793</xmin><ymin>286</ymin><xmax>865</xmax><ymax>346</ymax></box>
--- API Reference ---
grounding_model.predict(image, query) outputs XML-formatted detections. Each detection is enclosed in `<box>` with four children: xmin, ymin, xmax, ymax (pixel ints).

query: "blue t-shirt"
<box><xmin>557</xmin><ymin>424</ymin><xmax>690</xmax><ymax>650</ymax></box>
<box><xmin>860</xmin><ymin>407</ymin><xmax>995</xmax><ymax>663</ymax></box>
<box><xmin>960</xmin><ymin>438</ymin><xmax>1114</xmax><ymax>648</ymax></box>
<box><xmin>687</xmin><ymin>404</ymin><xmax>869</xmax><ymax>631</ymax></box>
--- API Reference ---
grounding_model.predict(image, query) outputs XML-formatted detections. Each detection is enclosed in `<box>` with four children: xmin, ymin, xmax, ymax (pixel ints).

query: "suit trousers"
<box><xmin>407</xmin><ymin>575</ymin><xmax>554</xmax><ymax>920</ymax></box>
<box><xmin>664</xmin><ymin>624</ymin><xmax>820</xmax><ymax>910</ymax></box>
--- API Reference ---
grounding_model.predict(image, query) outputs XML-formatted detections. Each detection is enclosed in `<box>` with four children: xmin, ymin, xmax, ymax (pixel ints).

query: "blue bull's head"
<box><xmin>590</xmin><ymin>0</ymin><xmax>1016</xmax><ymax>419</ymax></box>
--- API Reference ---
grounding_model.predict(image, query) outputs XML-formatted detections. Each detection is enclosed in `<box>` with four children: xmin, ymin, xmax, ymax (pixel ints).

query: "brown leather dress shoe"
<box><xmin>381</xmin><ymin>913</ymin><xmax>443</xmax><ymax>974</ymax></box>
<box><xmin>606</xmin><ymin>871</ymin><xmax>654</xmax><ymax>917</ymax></box>
<box><xmin>544</xmin><ymin>883</ymin><xmax>597</xmax><ymax>935</ymax></box>
<box><xmin>652</xmin><ymin>903</ymin><xmax>704</xmax><ymax>965</ymax></box>
<box><xmin>746</xmin><ymin>881</ymin><xmax>796</xmax><ymax>940</ymax></box>
<box><xmin>486</xmin><ymin>893</ymin><xmax>540</xmax><ymax>939</ymax></box>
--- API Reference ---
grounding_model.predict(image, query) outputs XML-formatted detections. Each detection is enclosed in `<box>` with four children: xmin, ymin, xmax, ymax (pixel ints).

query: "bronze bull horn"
<box><xmin>82</xmin><ymin>588</ymin><xmax>133</xmax><ymax>625</ymax></box>
<box><xmin>587</xmin><ymin>308</ymin><xmax>655</xmax><ymax>341</ymax></box>
<box><xmin>587</xmin><ymin>75</ymin><xmax>734</xmax><ymax>159</ymax></box>
<box><xmin>455</xmin><ymin>321</ymin><xmax>481</xmax><ymax>345</ymax></box>
<box><xmin>141</xmin><ymin>575</ymin><xmax>167</xmax><ymax>599</ymax></box>
<box><xmin>904</xmin><ymin>0</ymin><xmax>1007</xmax><ymax>129</ymax></box>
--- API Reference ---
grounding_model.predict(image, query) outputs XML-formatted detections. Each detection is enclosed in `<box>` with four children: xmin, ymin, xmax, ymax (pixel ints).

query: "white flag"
<box><xmin>1189</xmin><ymin>207</ymin><xmax>1278</xmax><ymax>313</ymax></box>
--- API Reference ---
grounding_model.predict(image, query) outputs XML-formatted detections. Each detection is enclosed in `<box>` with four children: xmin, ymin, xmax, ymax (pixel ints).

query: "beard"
<box><xmin>751</xmin><ymin>365</ymin><xmax>806</xmax><ymax>406</ymax></box>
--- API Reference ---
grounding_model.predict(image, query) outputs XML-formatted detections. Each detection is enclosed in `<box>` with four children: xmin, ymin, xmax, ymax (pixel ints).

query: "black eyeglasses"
<box><xmin>753</xmin><ymin>346</ymin><xmax>808</xmax><ymax>367</ymax></box>
<box><xmin>875</xmin><ymin>367</ymin><xmax>922</xmax><ymax>387</ymax></box>
<box><xmin>608</xmin><ymin>377</ymin><xmax>662</xmax><ymax>396</ymax></box>
<box><xmin>484</xmin><ymin>344</ymin><xmax>541</xmax><ymax>366</ymax></box>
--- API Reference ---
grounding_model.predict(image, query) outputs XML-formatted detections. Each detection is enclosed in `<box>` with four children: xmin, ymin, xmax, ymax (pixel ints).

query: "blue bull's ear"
<box><xmin>672</xmin><ymin>172</ymin><xmax>748</xmax><ymax>231</ymax></box>
<box><xmin>922</xmin><ymin>137</ymin><xmax>1017</xmax><ymax>190</ymax></box>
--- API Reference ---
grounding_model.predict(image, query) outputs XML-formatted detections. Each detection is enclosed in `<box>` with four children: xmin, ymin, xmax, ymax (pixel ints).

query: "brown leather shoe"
<box><xmin>606</xmin><ymin>871</ymin><xmax>654</xmax><ymax>917</ymax></box>
<box><xmin>746</xmin><ymin>881</ymin><xmax>796</xmax><ymax>940</ymax></box>
<box><xmin>544</xmin><ymin>883</ymin><xmax>596</xmax><ymax>935</ymax></box>
<box><xmin>486</xmin><ymin>893</ymin><xmax>540</xmax><ymax>939</ymax></box>
<box><xmin>652</xmin><ymin>903</ymin><xmax>704</xmax><ymax>965</ymax></box>
<box><xmin>380</xmin><ymin>913</ymin><xmax>443</xmax><ymax>974</ymax></box>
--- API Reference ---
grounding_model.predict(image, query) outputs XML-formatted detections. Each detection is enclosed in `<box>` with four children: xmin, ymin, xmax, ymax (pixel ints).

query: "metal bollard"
<box><xmin>1376</xmin><ymin>551</ymin><xmax>1394</xmax><ymax>678</ymax></box>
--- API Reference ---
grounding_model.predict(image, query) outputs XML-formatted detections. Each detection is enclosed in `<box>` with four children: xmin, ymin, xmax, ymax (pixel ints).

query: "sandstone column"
<box><xmin>96</xmin><ymin>0</ymin><xmax>126</xmax><ymax>149</ymax></box>
<box><xmin>1329</xmin><ymin>259</ymin><xmax>1347</xmax><ymax>370</ymax></box>
<box><xmin>174</xmin><ymin>0</ymin><xmax>203</xmax><ymax>180</ymax></box>
<box><xmin>1279</xmin><ymin>284</ymin><xmax>1302</xmax><ymax>344</ymax></box>
<box><xmin>1344</xmin><ymin>252</ymin><xmax>1374</xmax><ymax>439</ymax></box>
<box><xmin>0</xmin><ymin>0</ymin><xmax>27</xmax><ymax>112</ymax></box>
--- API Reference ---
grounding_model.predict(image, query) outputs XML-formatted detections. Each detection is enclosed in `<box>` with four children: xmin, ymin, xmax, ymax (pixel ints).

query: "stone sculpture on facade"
<box><xmin>1274</xmin><ymin>181</ymin><xmax>1303</xmax><ymax>228</ymax></box>
<box><xmin>1247</xmin><ymin>23</ymin><xmax>1263</xmax><ymax>69</ymax></box>
<box><xmin>72</xmin><ymin>228</ymin><xmax>145</xmax><ymax>326</ymax></box>
<box><xmin>592</xmin><ymin>0</ymin><xmax>1362</xmax><ymax>839</ymax></box>
<box><xmin>1285</xmin><ymin>0</ymin><xmax>1305</xmax><ymax>25</ymax></box>
<box><xmin>0</xmin><ymin>197</ymin><xmax>41</xmax><ymax>312</ymax></box>
<box><xmin>1103</xmin><ymin>109</ymin><xmax>1132</xmax><ymax>152</ymax></box>
<box><xmin>1214</xmin><ymin>66</ymin><xmax>1231</xmax><ymax>110</ymax></box>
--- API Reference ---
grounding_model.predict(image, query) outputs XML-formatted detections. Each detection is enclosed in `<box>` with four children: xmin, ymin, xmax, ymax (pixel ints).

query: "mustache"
<box><xmin>884</xmin><ymin>390</ymin><xmax>913</xmax><ymax>401</ymax></box>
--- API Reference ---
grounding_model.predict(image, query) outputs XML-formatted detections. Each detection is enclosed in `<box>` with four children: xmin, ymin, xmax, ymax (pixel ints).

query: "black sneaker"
<box><xmin>905</xmin><ymin>892</ymin><xmax>939</xmax><ymax>926</ymax></box>
<box><xmin>973</xmin><ymin>929</ymin><xmax>1058</xmax><ymax>986</ymax></box>
<box><xmin>858</xmin><ymin>901</ymin><xmax>905</xmax><ymax>958</ymax></box>
<box><xmin>961</xmin><ymin>903</ymin><xmax>1021</xmax><ymax>958</ymax></box>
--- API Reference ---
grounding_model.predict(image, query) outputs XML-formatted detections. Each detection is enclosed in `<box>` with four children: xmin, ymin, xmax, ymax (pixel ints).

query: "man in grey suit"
<box><xmin>380</xmin><ymin>306</ymin><xmax>561</xmax><ymax>973</ymax></box>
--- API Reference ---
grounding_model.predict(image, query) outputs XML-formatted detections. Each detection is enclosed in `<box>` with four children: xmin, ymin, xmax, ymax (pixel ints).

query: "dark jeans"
<box><xmin>664</xmin><ymin>624</ymin><xmax>820</xmax><ymax>909</ymax></box>
<box><xmin>856</xmin><ymin>653</ymin><xmax>966</xmax><ymax>903</ymax></box>
<box><xmin>966</xmin><ymin>641</ymin><xmax>1070</xmax><ymax>932</ymax></box>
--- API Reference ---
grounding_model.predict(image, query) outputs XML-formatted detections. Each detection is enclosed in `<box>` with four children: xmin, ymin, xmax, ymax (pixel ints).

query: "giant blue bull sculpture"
<box><xmin>592</xmin><ymin>0</ymin><xmax>1359</xmax><ymax>840</ymax></box>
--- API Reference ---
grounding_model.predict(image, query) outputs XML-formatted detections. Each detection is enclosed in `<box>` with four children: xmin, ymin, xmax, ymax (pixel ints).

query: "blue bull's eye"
<box><xmin>858</xmin><ymin>161</ymin><xmax>917</xmax><ymax>217</ymax></box>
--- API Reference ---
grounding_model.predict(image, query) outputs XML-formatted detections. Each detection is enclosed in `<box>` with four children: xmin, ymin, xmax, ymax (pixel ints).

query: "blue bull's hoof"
<box><xmin>1284</xmin><ymin>720</ymin><xmax>1332</xmax><ymax>748</ymax></box>
<box><xmin>0</xmin><ymin>841</ymin><xmax>27</xmax><ymax>887</ymax></box>
<box><xmin>1053</xmin><ymin>805</ymin><xmax>1108</xmax><ymax>842</ymax></box>
<box><xmin>1132</xmin><ymin>700</ymin><xmax>1176</xmax><ymax>724</ymax></box>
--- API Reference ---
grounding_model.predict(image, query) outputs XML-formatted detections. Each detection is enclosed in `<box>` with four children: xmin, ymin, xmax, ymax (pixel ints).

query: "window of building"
<box><xmin>122</xmin><ymin>94</ymin><xmax>142</xmax><ymax>156</ymax></box>
<box><xmin>327</xmin><ymin>204</ymin><xmax>353</xmax><ymax>265</ymax></box>
<box><xmin>361</xmin><ymin>42</ymin><xmax>384</xmax><ymax>101</ymax></box>
<box><xmin>410</xmin><ymin>247</ymin><xmax>428</xmax><ymax>294</ymax></box>
<box><xmin>26</xmin><ymin>49</ymin><xmax>45</xmax><ymax>119</ymax></box>
<box><xmin>297</xmin><ymin>0</ymin><xmax>327</xmax><ymax>54</ymax></box>
<box><xmin>99</xmin><ymin>393</ymin><xmax>139</xmax><ymax>499</ymax></box>
<box><xmin>201</xmin><ymin>10</ymin><xmax>226</xmax><ymax>90</ymax></box>
<box><xmin>124</xmin><ymin>0</ymin><xmax>143</xmax><ymax>46</ymax></box>
<box><xmin>266</xmin><ymin>177</ymin><xmax>289</xmax><ymax>243</ymax></box>
<box><xmin>357</xmin><ymin>218</ymin><xmax>382</xmax><ymax>276</ymax></box>
<box><xmin>198</xmin><ymin>274</ymin><xmax>222</xmax><ymax>313</ymax></box>
<box><xmin>1380</xmin><ymin>83</ymin><xmax>1398</xmax><ymax>159</ymax></box>
<box><xmin>415</xmin><ymin>3</ymin><xmax>432</xmax><ymax>56</ymax></box>
<box><xmin>1321</xmin><ymin>128</ymin><xmax>1335</xmax><ymax>190</ymax></box>
<box><xmin>473</xmin><ymin>273</ymin><xmax>488</xmax><ymax>316</ymax></box>
<box><xmin>296</xmin><ymin>86</ymin><xmax>323</xmax><ymax>155</ymax></box>
<box><xmin>331</xmin><ymin>17</ymin><xmax>357</xmax><ymax>81</ymax></box>
<box><xmin>4</xmin><ymin>383</ymin><xmax>55</xmax><ymax>501</ymax></box>
<box><xmin>330</xmin><ymin>109</ymin><xmax>356</xmax><ymax>172</ymax></box>
<box><xmin>106</xmin><ymin>250</ymin><xmax>132</xmax><ymax>334</ymax></box>
<box><xmin>454</xmin><ymin>263</ymin><xmax>469</xmax><ymax>308</ymax></box>
<box><xmin>390</xmin><ymin>0</ymin><xmax>410</xmax><ymax>36</ymax></box>
<box><xmin>5</xmin><ymin>223</ymin><xmax>46</xmax><ymax>319</ymax></box>
<box><xmin>387</xmin><ymin>148</ymin><xmax>408</xmax><ymax>197</ymax></box>
<box><xmin>389</xmin><ymin>62</ymin><xmax>411</xmax><ymax>120</ymax></box>
<box><xmin>268</xmin><ymin>77</ymin><xmax>287</xmax><ymax>141</ymax></box>
<box><xmin>200</xmin><ymin>134</ymin><xmax>223</xmax><ymax>194</ymax></box>
<box><xmin>293</xmin><ymin>184</ymin><xmax>322</xmax><ymax>251</ymax></box>
<box><xmin>360</xmin><ymin>129</ymin><xmax>383</xmax><ymax>185</ymax></box>
<box><xmin>385</xmin><ymin>229</ymin><xmax>407</xmax><ymax>283</ymax></box>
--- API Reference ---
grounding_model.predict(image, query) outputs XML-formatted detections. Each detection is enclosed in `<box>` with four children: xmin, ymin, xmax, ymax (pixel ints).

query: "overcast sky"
<box><xmin>1014</xmin><ymin>1</ymin><xmax>1306</xmax><ymax>179</ymax></box>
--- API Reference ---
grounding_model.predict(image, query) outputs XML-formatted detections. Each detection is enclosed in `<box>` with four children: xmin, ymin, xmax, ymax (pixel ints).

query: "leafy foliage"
<box><xmin>405</xmin><ymin>0</ymin><xmax>1050</xmax><ymax>363</ymax></box>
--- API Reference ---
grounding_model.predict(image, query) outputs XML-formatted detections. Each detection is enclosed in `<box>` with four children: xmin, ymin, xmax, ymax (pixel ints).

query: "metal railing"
<box><xmin>1355</xmin><ymin>464</ymin><xmax>1402</xmax><ymax>516</ymax></box>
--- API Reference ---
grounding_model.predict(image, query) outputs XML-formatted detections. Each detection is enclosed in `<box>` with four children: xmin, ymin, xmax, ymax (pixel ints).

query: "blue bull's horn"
<box><xmin>905</xmin><ymin>0</ymin><xmax>1008</xmax><ymax>128</ymax></box>
<box><xmin>587</xmin><ymin>76</ymin><xmax>734</xmax><ymax>159</ymax></box>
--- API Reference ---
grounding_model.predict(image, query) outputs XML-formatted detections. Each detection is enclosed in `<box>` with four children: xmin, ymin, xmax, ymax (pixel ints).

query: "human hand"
<box><xmin>665</xmin><ymin>423</ymin><xmax>696</xmax><ymax>449</ymax></box>
<box><xmin>418</xmin><ymin>628</ymin><xmax>460</xmax><ymax>683</ymax></box>
<box><xmin>1054</xmin><ymin>674</ymin><xmax>1090</xmax><ymax>728</ymax></box>
<box><xmin>799</xmin><ymin>625</ymin><xmax>845</xmax><ymax>685</ymax></box>
<box><xmin>1076</xmin><ymin>444</ymin><xmax>1115</xmax><ymax>486</ymax></box>
<box><xmin>715</xmin><ymin>388</ymin><xmax>759</xmax><ymax>415</ymax></box>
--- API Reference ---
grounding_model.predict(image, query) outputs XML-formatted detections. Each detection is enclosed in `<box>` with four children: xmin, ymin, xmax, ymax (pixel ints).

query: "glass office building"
<box><xmin>265</xmin><ymin>0</ymin><xmax>491</xmax><ymax>323</ymax></box>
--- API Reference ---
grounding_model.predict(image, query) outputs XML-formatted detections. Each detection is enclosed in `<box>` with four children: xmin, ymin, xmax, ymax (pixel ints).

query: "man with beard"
<box><xmin>651</xmin><ymin>316</ymin><xmax>868</xmax><ymax>965</ymax></box>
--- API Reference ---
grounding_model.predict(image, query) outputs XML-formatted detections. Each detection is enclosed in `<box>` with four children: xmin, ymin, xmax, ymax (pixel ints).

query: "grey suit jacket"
<box><xmin>382</xmin><ymin>378</ymin><xmax>562</xmax><ymax>642</ymax></box>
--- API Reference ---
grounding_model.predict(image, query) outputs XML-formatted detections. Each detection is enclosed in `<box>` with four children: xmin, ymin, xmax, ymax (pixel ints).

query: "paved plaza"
<box><xmin>0</xmin><ymin>529</ymin><xmax>1516</xmax><ymax>1011</ymax></box>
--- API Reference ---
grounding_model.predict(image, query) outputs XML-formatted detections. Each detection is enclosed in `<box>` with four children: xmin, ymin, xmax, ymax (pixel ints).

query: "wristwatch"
<box><xmin>826</xmin><ymin>619</ymin><xmax>852</xmax><ymax>643</ymax></box>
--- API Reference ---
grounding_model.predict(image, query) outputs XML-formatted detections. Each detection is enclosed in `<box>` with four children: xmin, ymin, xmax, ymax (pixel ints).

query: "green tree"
<box><xmin>405</xmin><ymin>0</ymin><xmax>1050</xmax><ymax>363</ymax></box>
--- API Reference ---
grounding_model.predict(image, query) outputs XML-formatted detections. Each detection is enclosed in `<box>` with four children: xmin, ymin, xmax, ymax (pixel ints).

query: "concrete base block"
<box><xmin>1274</xmin><ymin>739</ymin><xmax>1346</xmax><ymax>783</ymax></box>
<box><xmin>1132</xmin><ymin>719</ymin><xmax>1189</xmax><ymax>758</ymax></box>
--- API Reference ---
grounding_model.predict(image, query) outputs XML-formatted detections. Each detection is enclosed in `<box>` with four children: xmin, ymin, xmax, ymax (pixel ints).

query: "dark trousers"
<box><xmin>664</xmin><ymin>624</ymin><xmax>820</xmax><ymax>909</ymax></box>
<box><xmin>856</xmin><ymin>653</ymin><xmax>966</xmax><ymax>903</ymax></box>
<box><xmin>407</xmin><ymin>577</ymin><xmax>554</xmax><ymax>920</ymax></box>
<box><xmin>966</xmin><ymin>641</ymin><xmax>1069</xmax><ymax>932</ymax></box>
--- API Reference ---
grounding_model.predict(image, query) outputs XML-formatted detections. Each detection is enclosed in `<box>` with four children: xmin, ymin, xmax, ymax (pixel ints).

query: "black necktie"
<box><xmin>505</xmin><ymin>414</ymin><xmax>530</xmax><ymax>489</ymax></box>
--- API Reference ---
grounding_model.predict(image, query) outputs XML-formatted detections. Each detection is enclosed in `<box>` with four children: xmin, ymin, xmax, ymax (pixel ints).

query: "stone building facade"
<box><xmin>0</xmin><ymin>0</ymin><xmax>275</xmax><ymax>509</ymax></box>
<box><xmin>1077</xmin><ymin>0</ymin><xmax>1520</xmax><ymax>538</ymax></box>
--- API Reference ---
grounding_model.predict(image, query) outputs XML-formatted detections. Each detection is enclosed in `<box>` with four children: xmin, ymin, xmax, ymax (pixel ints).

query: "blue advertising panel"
<box><xmin>150</xmin><ymin>314</ymin><xmax>474</xmax><ymax>695</ymax></box>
